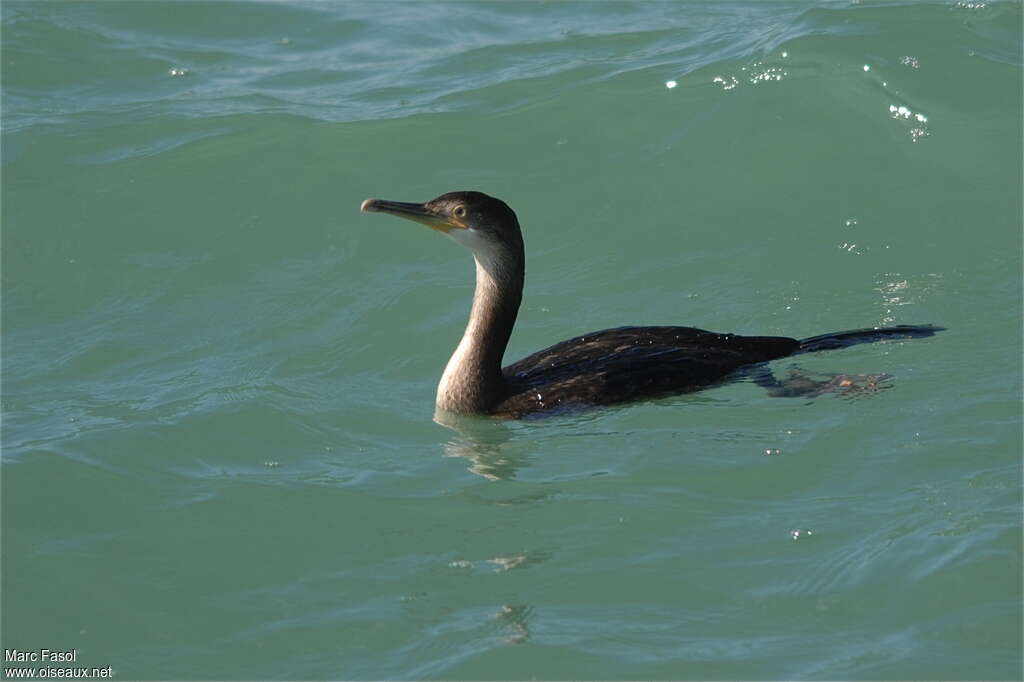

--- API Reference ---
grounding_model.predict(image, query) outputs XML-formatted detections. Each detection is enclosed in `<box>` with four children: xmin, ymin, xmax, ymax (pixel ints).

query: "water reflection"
<box><xmin>434</xmin><ymin>409</ymin><xmax>527</xmax><ymax>480</ymax></box>
<box><xmin>874</xmin><ymin>272</ymin><xmax>943</xmax><ymax>325</ymax></box>
<box><xmin>495</xmin><ymin>604</ymin><xmax>532</xmax><ymax>644</ymax></box>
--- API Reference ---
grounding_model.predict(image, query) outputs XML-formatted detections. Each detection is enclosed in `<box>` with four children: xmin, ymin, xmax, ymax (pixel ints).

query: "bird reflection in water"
<box><xmin>495</xmin><ymin>604</ymin><xmax>533</xmax><ymax>645</ymax></box>
<box><xmin>435</xmin><ymin>410</ymin><xmax>525</xmax><ymax>480</ymax></box>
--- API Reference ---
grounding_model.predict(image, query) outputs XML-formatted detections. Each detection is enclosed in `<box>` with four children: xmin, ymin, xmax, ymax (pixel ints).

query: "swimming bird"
<box><xmin>360</xmin><ymin>191</ymin><xmax>942</xmax><ymax>418</ymax></box>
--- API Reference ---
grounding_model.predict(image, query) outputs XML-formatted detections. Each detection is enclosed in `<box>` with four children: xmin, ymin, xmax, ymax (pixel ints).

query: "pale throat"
<box><xmin>435</xmin><ymin>230</ymin><xmax>523</xmax><ymax>413</ymax></box>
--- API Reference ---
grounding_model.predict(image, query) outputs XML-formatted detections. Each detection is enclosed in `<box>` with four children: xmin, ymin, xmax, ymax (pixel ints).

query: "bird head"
<box><xmin>361</xmin><ymin>191</ymin><xmax>522</xmax><ymax>261</ymax></box>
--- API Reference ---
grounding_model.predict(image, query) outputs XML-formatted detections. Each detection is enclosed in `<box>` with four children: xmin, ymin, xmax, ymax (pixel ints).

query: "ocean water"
<box><xmin>2</xmin><ymin>1</ymin><xmax>1021</xmax><ymax>679</ymax></box>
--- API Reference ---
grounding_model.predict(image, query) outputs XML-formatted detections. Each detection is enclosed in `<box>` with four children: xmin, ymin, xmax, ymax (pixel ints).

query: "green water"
<box><xmin>2</xmin><ymin>1</ymin><xmax>1022</xmax><ymax>679</ymax></box>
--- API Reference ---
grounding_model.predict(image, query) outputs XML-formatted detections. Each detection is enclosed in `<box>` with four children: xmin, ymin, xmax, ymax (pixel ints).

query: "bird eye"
<box><xmin>453</xmin><ymin>205</ymin><xmax>466</xmax><ymax>218</ymax></box>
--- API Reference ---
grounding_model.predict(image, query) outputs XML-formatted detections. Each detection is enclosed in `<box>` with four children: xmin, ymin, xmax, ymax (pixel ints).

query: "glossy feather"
<box><xmin>497</xmin><ymin>325</ymin><xmax>799</xmax><ymax>416</ymax></box>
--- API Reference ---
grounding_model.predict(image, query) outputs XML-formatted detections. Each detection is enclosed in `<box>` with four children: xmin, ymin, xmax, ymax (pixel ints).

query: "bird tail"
<box><xmin>796</xmin><ymin>324</ymin><xmax>944</xmax><ymax>354</ymax></box>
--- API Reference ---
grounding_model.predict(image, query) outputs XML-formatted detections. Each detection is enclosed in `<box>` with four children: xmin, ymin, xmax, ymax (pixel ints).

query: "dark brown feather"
<box><xmin>496</xmin><ymin>325</ymin><xmax>799</xmax><ymax>416</ymax></box>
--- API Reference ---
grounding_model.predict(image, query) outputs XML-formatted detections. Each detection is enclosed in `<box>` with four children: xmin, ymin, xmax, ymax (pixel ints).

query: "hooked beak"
<box><xmin>360</xmin><ymin>198</ymin><xmax>463</xmax><ymax>233</ymax></box>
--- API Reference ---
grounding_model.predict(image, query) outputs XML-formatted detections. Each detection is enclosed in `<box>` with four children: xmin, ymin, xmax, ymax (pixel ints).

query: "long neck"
<box><xmin>436</xmin><ymin>239</ymin><xmax>524</xmax><ymax>414</ymax></box>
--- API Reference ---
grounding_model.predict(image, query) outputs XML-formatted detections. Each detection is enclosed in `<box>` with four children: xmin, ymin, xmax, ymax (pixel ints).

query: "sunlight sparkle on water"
<box><xmin>889</xmin><ymin>104</ymin><xmax>930</xmax><ymax>141</ymax></box>
<box><xmin>712</xmin><ymin>58</ymin><xmax>787</xmax><ymax>91</ymax></box>
<box><xmin>890</xmin><ymin>105</ymin><xmax>927</xmax><ymax>123</ymax></box>
<box><xmin>713</xmin><ymin>75</ymin><xmax>739</xmax><ymax>91</ymax></box>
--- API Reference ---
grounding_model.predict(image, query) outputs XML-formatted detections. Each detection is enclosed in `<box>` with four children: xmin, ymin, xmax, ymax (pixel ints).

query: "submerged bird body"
<box><xmin>360</xmin><ymin>191</ymin><xmax>941</xmax><ymax>419</ymax></box>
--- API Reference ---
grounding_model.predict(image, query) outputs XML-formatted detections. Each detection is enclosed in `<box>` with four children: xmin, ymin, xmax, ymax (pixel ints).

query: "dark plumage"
<box><xmin>500</xmin><ymin>326</ymin><xmax>797</xmax><ymax>415</ymax></box>
<box><xmin>360</xmin><ymin>191</ymin><xmax>942</xmax><ymax>418</ymax></box>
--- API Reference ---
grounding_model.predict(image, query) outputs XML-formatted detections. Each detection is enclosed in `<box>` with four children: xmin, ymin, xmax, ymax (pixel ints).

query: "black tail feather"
<box><xmin>797</xmin><ymin>324</ymin><xmax>944</xmax><ymax>354</ymax></box>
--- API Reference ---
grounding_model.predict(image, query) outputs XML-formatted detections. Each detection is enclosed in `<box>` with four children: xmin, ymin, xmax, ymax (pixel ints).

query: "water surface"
<box><xmin>2</xmin><ymin>1</ymin><xmax>1022</xmax><ymax>679</ymax></box>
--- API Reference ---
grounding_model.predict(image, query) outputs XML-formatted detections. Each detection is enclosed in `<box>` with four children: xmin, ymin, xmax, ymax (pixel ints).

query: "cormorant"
<box><xmin>360</xmin><ymin>191</ymin><xmax>942</xmax><ymax>418</ymax></box>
